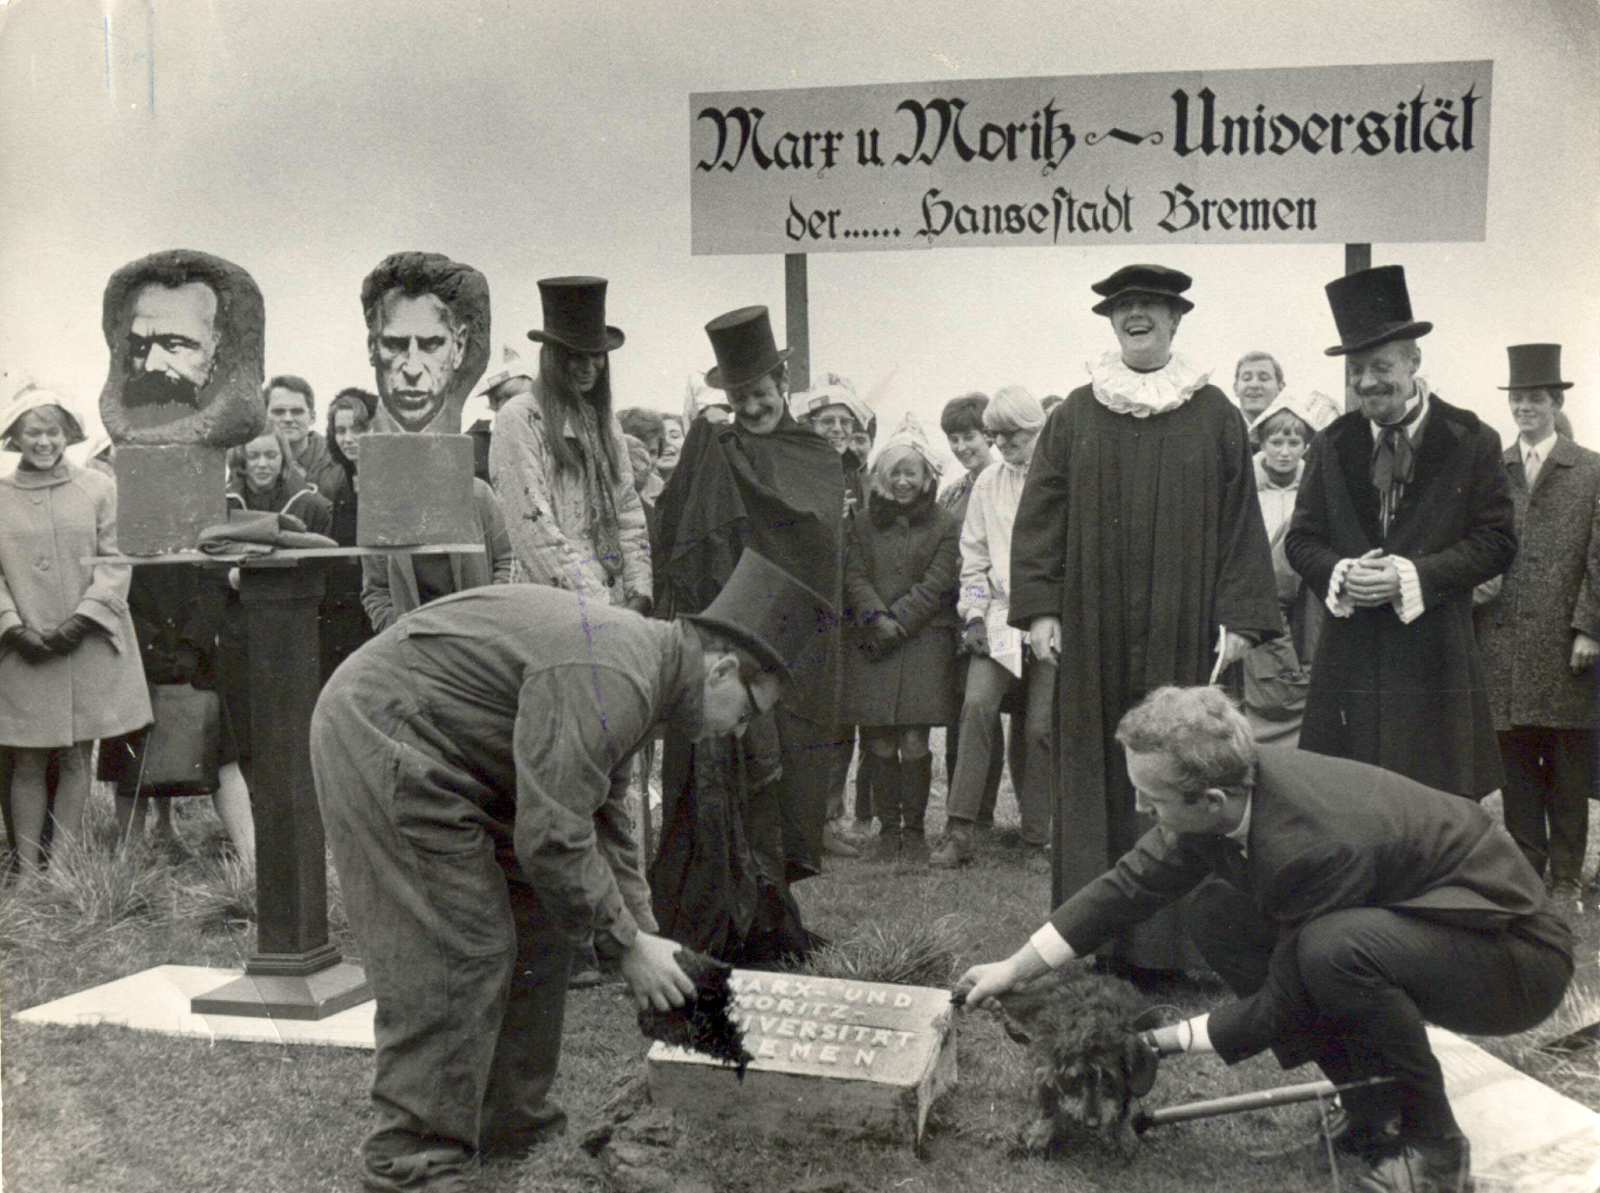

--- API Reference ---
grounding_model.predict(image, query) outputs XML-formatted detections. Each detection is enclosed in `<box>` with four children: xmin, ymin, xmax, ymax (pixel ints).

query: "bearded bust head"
<box><xmin>99</xmin><ymin>249</ymin><xmax>267</xmax><ymax>447</ymax></box>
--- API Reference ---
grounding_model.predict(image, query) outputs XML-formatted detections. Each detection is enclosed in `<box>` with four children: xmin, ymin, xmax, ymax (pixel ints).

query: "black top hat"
<box><xmin>704</xmin><ymin>306</ymin><xmax>791</xmax><ymax>391</ymax></box>
<box><xmin>1322</xmin><ymin>265</ymin><xmax>1433</xmax><ymax>357</ymax></box>
<box><xmin>1090</xmin><ymin>264</ymin><xmax>1195</xmax><ymax>317</ymax></box>
<box><xmin>526</xmin><ymin>276</ymin><xmax>624</xmax><ymax>355</ymax></box>
<box><xmin>681</xmin><ymin>549</ymin><xmax>834</xmax><ymax>685</ymax></box>
<box><xmin>1499</xmin><ymin>343</ymin><xmax>1573</xmax><ymax>392</ymax></box>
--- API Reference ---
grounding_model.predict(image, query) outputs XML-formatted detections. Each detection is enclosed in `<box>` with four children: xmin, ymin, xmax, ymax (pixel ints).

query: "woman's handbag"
<box><xmin>136</xmin><ymin>683</ymin><xmax>223</xmax><ymax>796</ymax></box>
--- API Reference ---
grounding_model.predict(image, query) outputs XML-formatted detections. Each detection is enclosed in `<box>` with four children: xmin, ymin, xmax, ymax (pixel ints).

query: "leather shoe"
<box><xmin>928</xmin><ymin>821</ymin><xmax>974</xmax><ymax>869</ymax></box>
<box><xmin>1251</xmin><ymin>1106</ymin><xmax>1397</xmax><ymax>1172</ymax></box>
<box><xmin>823</xmin><ymin>822</ymin><xmax>861</xmax><ymax>858</ymax></box>
<box><xmin>1353</xmin><ymin>1134</ymin><xmax>1471</xmax><ymax>1193</ymax></box>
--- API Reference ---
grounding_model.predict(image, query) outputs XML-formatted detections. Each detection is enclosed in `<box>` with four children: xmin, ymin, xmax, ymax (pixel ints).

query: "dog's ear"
<box><xmin>1124</xmin><ymin>1034</ymin><xmax>1158</xmax><ymax>1098</ymax></box>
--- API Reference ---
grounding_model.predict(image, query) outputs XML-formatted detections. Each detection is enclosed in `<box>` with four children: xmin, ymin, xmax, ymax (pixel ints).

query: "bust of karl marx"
<box><xmin>99</xmin><ymin>249</ymin><xmax>268</xmax><ymax>447</ymax></box>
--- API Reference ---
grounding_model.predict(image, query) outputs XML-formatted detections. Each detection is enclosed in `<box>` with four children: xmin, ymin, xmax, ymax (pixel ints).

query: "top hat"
<box><xmin>681</xmin><ymin>549</ymin><xmax>835</xmax><ymax>684</ymax></box>
<box><xmin>704</xmin><ymin>306</ymin><xmax>791</xmax><ymax>391</ymax></box>
<box><xmin>526</xmin><ymin>276</ymin><xmax>624</xmax><ymax>355</ymax></box>
<box><xmin>1322</xmin><ymin>265</ymin><xmax>1433</xmax><ymax>357</ymax></box>
<box><xmin>1090</xmin><ymin>264</ymin><xmax>1195</xmax><ymax>317</ymax></box>
<box><xmin>1499</xmin><ymin>343</ymin><xmax>1573</xmax><ymax>392</ymax></box>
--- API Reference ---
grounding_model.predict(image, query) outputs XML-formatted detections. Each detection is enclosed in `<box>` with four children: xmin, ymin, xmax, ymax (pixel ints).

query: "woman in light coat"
<box><xmin>0</xmin><ymin>390</ymin><xmax>150</xmax><ymax>872</ymax></box>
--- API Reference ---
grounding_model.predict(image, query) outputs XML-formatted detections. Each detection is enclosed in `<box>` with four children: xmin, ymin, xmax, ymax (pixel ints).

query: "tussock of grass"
<box><xmin>790</xmin><ymin>912</ymin><xmax>965</xmax><ymax>987</ymax></box>
<box><xmin>171</xmin><ymin>850</ymin><xmax>258</xmax><ymax>929</ymax></box>
<box><xmin>0</xmin><ymin>814</ymin><xmax>165</xmax><ymax>955</ymax></box>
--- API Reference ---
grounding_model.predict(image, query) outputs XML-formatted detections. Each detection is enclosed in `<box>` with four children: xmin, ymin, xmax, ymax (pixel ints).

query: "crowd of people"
<box><xmin>0</xmin><ymin>255</ymin><xmax>1594</xmax><ymax>1193</ymax></box>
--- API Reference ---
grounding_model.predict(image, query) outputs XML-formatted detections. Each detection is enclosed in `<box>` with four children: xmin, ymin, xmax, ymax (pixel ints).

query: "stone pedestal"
<box><xmin>647</xmin><ymin>971</ymin><xmax>956</xmax><ymax>1146</ymax></box>
<box><xmin>114</xmin><ymin>443</ymin><xmax>227</xmax><ymax>554</ymax></box>
<box><xmin>357</xmin><ymin>433</ymin><xmax>478</xmax><ymax>546</ymax></box>
<box><xmin>189</xmin><ymin>562</ymin><xmax>369</xmax><ymax>1020</ymax></box>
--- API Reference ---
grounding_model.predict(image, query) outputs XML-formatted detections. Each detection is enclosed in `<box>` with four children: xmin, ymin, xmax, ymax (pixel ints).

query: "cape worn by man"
<box><xmin>650</xmin><ymin>411</ymin><xmax>845</xmax><ymax>961</ymax></box>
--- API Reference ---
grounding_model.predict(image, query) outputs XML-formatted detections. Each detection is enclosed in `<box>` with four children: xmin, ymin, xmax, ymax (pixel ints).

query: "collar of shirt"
<box><xmin>1520</xmin><ymin>430</ymin><xmax>1558</xmax><ymax>467</ymax></box>
<box><xmin>1366</xmin><ymin>379</ymin><xmax>1431</xmax><ymax>446</ymax></box>
<box><xmin>1224</xmin><ymin>793</ymin><xmax>1252</xmax><ymax>853</ymax></box>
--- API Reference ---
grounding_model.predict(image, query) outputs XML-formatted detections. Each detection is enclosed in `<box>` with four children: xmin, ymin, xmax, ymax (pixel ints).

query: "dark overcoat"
<box><xmin>1286</xmin><ymin>395</ymin><xmax>1515</xmax><ymax>796</ymax></box>
<box><xmin>840</xmin><ymin>489</ymin><xmax>961</xmax><ymax>727</ymax></box>
<box><xmin>1010</xmin><ymin>384</ymin><xmax>1281</xmax><ymax>970</ymax></box>
<box><xmin>1474</xmin><ymin>435</ymin><xmax>1600</xmax><ymax>730</ymax></box>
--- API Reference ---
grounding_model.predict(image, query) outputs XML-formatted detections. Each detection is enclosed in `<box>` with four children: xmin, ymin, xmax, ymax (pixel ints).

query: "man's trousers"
<box><xmin>1183</xmin><ymin>880</ymin><xmax>1571</xmax><ymax>1139</ymax></box>
<box><xmin>311</xmin><ymin>650</ymin><xmax>574</xmax><ymax>1192</ymax></box>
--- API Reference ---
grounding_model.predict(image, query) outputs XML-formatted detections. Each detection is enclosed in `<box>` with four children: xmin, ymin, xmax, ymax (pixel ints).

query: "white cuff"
<box><xmin>1028</xmin><ymin>923</ymin><xmax>1077</xmax><ymax>968</ymax></box>
<box><xmin>1184</xmin><ymin>1013</ymin><xmax>1215</xmax><ymax>1054</ymax></box>
<box><xmin>1325</xmin><ymin>558</ymin><xmax>1356</xmax><ymax>618</ymax></box>
<box><xmin>1390</xmin><ymin>556</ymin><xmax>1424</xmax><ymax>624</ymax></box>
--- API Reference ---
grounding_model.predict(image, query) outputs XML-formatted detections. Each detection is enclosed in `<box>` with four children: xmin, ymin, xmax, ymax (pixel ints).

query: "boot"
<box><xmin>929</xmin><ymin>818</ymin><xmax>975</xmax><ymax>869</ymax></box>
<box><xmin>900</xmin><ymin>754</ymin><xmax>933</xmax><ymax>863</ymax></box>
<box><xmin>872</xmin><ymin>754</ymin><xmax>904</xmax><ymax>859</ymax></box>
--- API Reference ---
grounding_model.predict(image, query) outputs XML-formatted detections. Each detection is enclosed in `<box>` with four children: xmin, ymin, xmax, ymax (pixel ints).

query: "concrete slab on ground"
<box><xmin>1432</xmin><ymin>1025</ymin><xmax>1600</xmax><ymax>1193</ymax></box>
<box><xmin>13</xmin><ymin>964</ymin><xmax>376</xmax><ymax>1049</ymax></box>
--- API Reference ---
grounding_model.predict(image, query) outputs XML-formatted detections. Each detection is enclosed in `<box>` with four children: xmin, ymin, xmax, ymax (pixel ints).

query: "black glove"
<box><xmin>42</xmin><ymin>613</ymin><xmax>99</xmax><ymax>655</ymax></box>
<box><xmin>3</xmin><ymin>625</ymin><xmax>56</xmax><ymax>664</ymax></box>
<box><xmin>961</xmin><ymin>619</ymin><xmax>989</xmax><ymax>657</ymax></box>
<box><xmin>872</xmin><ymin>616</ymin><xmax>905</xmax><ymax>645</ymax></box>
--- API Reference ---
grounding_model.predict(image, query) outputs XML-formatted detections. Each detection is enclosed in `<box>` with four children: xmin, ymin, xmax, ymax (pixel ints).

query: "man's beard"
<box><xmin>125</xmin><ymin>369</ymin><xmax>204</xmax><ymax>411</ymax></box>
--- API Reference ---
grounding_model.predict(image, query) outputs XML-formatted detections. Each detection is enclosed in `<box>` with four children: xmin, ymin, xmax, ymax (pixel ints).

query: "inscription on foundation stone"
<box><xmin>646</xmin><ymin>971</ymin><xmax>956</xmax><ymax>1145</ymax></box>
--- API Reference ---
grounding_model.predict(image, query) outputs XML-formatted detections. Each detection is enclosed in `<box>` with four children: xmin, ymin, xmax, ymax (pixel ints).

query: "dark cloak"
<box><xmin>649</xmin><ymin>413</ymin><xmax>845</xmax><ymax>961</ymax></box>
<box><xmin>1009</xmin><ymin>384</ymin><xmax>1281</xmax><ymax>971</ymax></box>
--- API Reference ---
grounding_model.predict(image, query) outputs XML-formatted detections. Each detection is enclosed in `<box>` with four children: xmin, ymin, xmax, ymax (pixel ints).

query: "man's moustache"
<box><xmin>125</xmin><ymin>369</ymin><xmax>203</xmax><ymax>410</ymax></box>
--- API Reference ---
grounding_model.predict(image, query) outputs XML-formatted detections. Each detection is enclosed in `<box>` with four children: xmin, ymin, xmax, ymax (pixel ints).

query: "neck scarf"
<box><xmin>1370</xmin><ymin>382</ymin><xmax>1428</xmax><ymax>536</ymax></box>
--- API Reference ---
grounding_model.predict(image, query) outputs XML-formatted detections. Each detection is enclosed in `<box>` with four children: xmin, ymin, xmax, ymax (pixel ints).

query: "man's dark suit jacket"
<box><xmin>1048</xmin><ymin>746</ymin><xmax>1571</xmax><ymax>1063</ymax></box>
<box><xmin>1285</xmin><ymin>396</ymin><xmax>1515</xmax><ymax>796</ymax></box>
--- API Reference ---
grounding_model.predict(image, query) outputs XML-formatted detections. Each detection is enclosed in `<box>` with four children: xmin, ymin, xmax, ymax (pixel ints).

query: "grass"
<box><xmin>3</xmin><ymin>749</ymin><xmax>1599</xmax><ymax>1193</ymax></box>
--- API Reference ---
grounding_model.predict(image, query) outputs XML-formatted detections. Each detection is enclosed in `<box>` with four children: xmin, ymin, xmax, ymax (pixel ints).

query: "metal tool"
<box><xmin>1133</xmin><ymin>1076</ymin><xmax>1394</xmax><ymax>1134</ymax></box>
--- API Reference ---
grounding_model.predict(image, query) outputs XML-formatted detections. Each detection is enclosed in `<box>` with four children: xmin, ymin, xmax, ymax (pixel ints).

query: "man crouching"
<box><xmin>312</xmin><ymin>550</ymin><xmax>831</xmax><ymax>1192</ymax></box>
<box><xmin>955</xmin><ymin>685</ymin><xmax>1571</xmax><ymax>1193</ymax></box>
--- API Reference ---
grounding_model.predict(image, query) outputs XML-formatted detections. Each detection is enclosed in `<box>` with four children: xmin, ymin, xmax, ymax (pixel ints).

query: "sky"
<box><xmin>0</xmin><ymin>0</ymin><xmax>1596</xmax><ymax>462</ymax></box>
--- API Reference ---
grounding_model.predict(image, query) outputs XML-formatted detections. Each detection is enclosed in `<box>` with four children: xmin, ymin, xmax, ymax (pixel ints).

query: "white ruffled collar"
<box><xmin>1087</xmin><ymin>351</ymin><xmax>1209</xmax><ymax>418</ymax></box>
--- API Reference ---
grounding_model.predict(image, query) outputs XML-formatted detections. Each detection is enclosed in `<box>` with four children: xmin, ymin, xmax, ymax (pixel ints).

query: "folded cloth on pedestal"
<box><xmin>196</xmin><ymin>511</ymin><xmax>338</xmax><ymax>556</ymax></box>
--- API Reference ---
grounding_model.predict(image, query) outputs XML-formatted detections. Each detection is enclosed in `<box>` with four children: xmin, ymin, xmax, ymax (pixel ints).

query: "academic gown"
<box><xmin>1009</xmin><ymin>383</ymin><xmax>1281</xmax><ymax>971</ymax></box>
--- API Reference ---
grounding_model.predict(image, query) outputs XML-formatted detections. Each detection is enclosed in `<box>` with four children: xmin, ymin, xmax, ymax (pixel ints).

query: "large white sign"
<box><xmin>690</xmin><ymin>60</ymin><xmax>1491</xmax><ymax>255</ymax></box>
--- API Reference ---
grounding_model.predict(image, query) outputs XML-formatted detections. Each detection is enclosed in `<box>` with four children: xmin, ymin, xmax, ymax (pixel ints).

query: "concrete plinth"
<box><xmin>16</xmin><ymin>965</ymin><xmax>376</xmax><ymax>1048</ymax></box>
<box><xmin>357</xmin><ymin>432</ymin><xmax>478</xmax><ymax>546</ymax></box>
<box><xmin>114</xmin><ymin>443</ymin><xmax>227</xmax><ymax>554</ymax></box>
<box><xmin>647</xmin><ymin>971</ymin><xmax>956</xmax><ymax>1146</ymax></box>
<box><xmin>189</xmin><ymin>960</ymin><xmax>372</xmax><ymax>1021</ymax></box>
